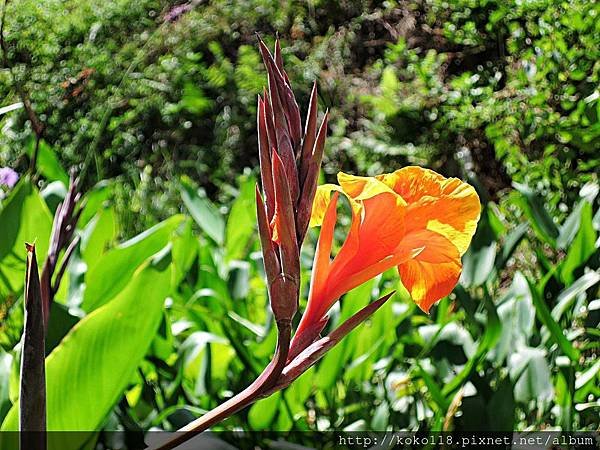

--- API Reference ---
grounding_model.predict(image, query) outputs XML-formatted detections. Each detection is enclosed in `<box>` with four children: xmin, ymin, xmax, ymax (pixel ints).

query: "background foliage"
<box><xmin>0</xmin><ymin>0</ymin><xmax>598</xmax><ymax>445</ymax></box>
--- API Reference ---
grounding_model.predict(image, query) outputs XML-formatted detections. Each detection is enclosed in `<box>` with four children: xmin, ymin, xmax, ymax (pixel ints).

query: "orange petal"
<box><xmin>378</xmin><ymin>166</ymin><xmax>480</xmax><ymax>255</ymax></box>
<box><xmin>330</xmin><ymin>191</ymin><xmax>405</xmax><ymax>280</ymax></box>
<box><xmin>338</xmin><ymin>171</ymin><xmax>406</xmax><ymax>204</ymax></box>
<box><xmin>309</xmin><ymin>184</ymin><xmax>343</xmax><ymax>228</ymax></box>
<box><xmin>309</xmin><ymin>192</ymin><xmax>338</xmax><ymax>304</ymax></box>
<box><xmin>397</xmin><ymin>229</ymin><xmax>462</xmax><ymax>313</ymax></box>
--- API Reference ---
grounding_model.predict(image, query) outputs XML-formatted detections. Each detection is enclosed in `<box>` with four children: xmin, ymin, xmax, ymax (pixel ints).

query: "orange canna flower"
<box><xmin>291</xmin><ymin>166</ymin><xmax>481</xmax><ymax>355</ymax></box>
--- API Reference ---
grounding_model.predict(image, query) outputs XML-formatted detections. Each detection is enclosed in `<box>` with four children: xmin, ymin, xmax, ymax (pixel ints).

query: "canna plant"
<box><xmin>155</xmin><ymin>38</ymin><xmax>481</xmax><ymax>449</ymax></box>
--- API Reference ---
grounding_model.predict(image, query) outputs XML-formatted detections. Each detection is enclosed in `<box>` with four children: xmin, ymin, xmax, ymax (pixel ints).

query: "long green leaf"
<box><xmin>460</xmin><ymin>208</ymin><xmax>497</xmax><ymax>287</ymax></box>
<box><xmin>0</xmin><ymin>178</ymin><xmax>52</xmax><ymax>296</ymax></box>
<box><xmin>513</xmin><ymin>182</ymin><xmax>559</xmax><ymax>247</ymax></box>
<box><xmin>26</xmin><ymin>139</ymin><xmax>69</xmax><ymax>185</ymax></box>
<box><xmin>442</xmin><ymin>295</ymin><xmax>500</xmax><ymax>395</ymax></box>
<box><xmin>180</xmin><ymin>178</ymin><xmax>224</xmax><ymax>245</ymax></box>
<box><xmin>528</xmin><ymin>279</ymin><xmax>580</xmax><ymax>362</ymax></box>
<box><xmin>225</xmin><ymin>175</ymin><xmax>256</xmax><ymax>261</ymax></box>
<box><xmin>560</xmin><ymin>202</ymin><xmax>597</xmax><ymax>284</ymax></box>
<box><xmin>82</xmin><ymin>215</ymin><xmax>183</xmax><ymax>311</ymax></box>
<box><xmin>552</xmin><ymin>271</ymin><xmax>600</xmax><ymax>321</ymax></box>
<box><xmin>2</xmin><ymin>252</ymin><xmax>171</xmax><ymax>447</ymax></box>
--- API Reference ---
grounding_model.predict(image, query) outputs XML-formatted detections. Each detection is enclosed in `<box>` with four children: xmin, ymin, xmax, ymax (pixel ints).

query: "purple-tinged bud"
<box><xmin>296</xmin><ymin>111</ymin><xmax>329</xmax><ymax>241</ymax></box>
<box><xmin>270</xmin><ymin>150</ymin><xmax>300</xmax><ymax>283</ymax></box>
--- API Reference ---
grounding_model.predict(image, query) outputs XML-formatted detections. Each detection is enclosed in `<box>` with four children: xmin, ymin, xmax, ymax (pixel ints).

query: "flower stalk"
<box><xmin>151</xmin><ymin>37</ymin><xmax>390</xmax><ymax>450</ymax></box>
<box><xmin>153</xmin><ymin>37</ymin><xmax>480</xmax><ymax>450</ymax></box>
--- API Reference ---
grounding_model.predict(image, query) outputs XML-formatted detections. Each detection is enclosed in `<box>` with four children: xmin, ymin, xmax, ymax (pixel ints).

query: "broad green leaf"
<box><xmin>560</xmin><ymin>202</ymin><xmax>597</xmax><ymax>284</ymax></box>
<box><xmin>528</xmin><ymin>279</ymin><xmax>579</xmax><ymax>362</ymax></box>
<box><xmin>579</xmin><ymin>181</ymin><xmax>599</xmax><ymax>203</ymax></box>
<box><xmin>170</xmin><ymin>218</ymin><xmax>198</xmax><ymax>286</ymax></box>
<box><xmin>180</xmin><ymin>331</ymin><xmax>233</xmax><ymax>397</ymax></box>
<box><xmin>557</xmin><ymin>200</ymin><xmax>585</xmax><ymax>249</ymax></box>
<box><xmin>82</xmin><ymin>215</ymin><xmax>184</xmax><ymax>311</ymax></box>
<box><xmin>248</xmin><ymin>391</ymin><xmax>281</xmax><ymax>430</ymax></box>
<box><xmin>552</xmin><ymin>271</ymin><xmax>600</xmax><ymax>321</ymax></box>
<box><xmin>180</xmin><ymin>177</ymin><xmax>224</xmax><ymax>245</ymax></box>
<box><xmin>489</xmin><ymin>272</ymin><xmax>535</xmax><ymax>364</ymax></box>
<box><xmin>575</xmin><ymin>359</ymin><xmax>600</xmax><ymax>391</ymax></box>
<box><xmin>40</xmin><ymin>180</ymin><xmax>67</xmax><ymax>213</ymax></box>
<box><xmin>78</xmin><ymin>181</ymin><xmax>114</xmax><ymax>226</ymax></box>
<box><xmin>460</xmin><ymin>208</ymin><xmax>497</xmax><ymax>287</ymax></box>
<box><xmin>419</xmin><ymin>322</ymin><xmax>476</xmax><ymax>358</ymax></box>
<box><xmin>284</xmin><ymin>366</ymin><xmax>315</xmax><ymax>415</ymax></box>
<box><xmin>508</xmin><ymin>346</ymin><xmax>554</xmax><ymax>403</ymax></box>
<box><xmin>513</xmin><ymin>182</ymin><xmax>559</xmax><ymax>247</ymax></box>
<box><xmin>1</xmin><ymin>254</ymin><xmax>171</xmax><ymax>444</ymax></box>
<box><xmin>225</xmin><ymin>175</ymin><xmax>256</xmax><ymax>261</ymax></box>
<box><xmin>494</xmin><ymin>222</ymin><xmax>528</xmax><ymax>272</ymax></box>
<box><xmin>26</xmin><ymin>139</ymin><xmax>69</xmax><ymax>185</ymax></box>
<box><xmin>0</xmin><ymin>178</ymin><xmax>52</xmax><ymax>295</ymax></box>
<box><xmin>443</xmin><ymin>296</ymin><xmax>500</xmax><ymax>395</ymax></box>
<box><xmin>593</xmin><ymin>207</ymin><xmax>600</xmax><ymax>231</ymax></box>
<box><xmin>370</xmin><ymin>401</ymin><xmax>390</xmax><ymax>431</ymax></box>
<box><xmin>227</xmin><ymin>261</ymin><xmax>250</xmax><ymax>300</ymax></box>
<box><xmin>80</xmin><ymin>207</ymin><xmax>117</xmax><ymax>269</ymax></box>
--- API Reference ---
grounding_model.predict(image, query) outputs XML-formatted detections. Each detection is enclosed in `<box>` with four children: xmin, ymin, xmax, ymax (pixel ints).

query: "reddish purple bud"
<box><xmin>259</xmin><ymin>37</ymin><xmax>302</xmax><ymax>151</ymax></box>
<box><xmin>296</xmin><ymin>110</ymin><xmax>329</xmax><ymax>241</ymax></box>
<box><xmin>299</xmin><ymin>82</ymin><xmax>319</xmax><ymax>184</ymax></box>
<box><xmin>270</xmin><ymin>150</ymin><xmax>300</xmax><ymax>280</ymax></box>
<box><xmin>256</xmin><ymin>186</ymin><xmax>280</xmax><ymax>286</ymax></box>
<box><xmin>258</xmin><ymin>96</ymin><xmax>275</xmax><ymax>219</ymax></box>
<box><xmin>274</xmin><ymin>38</ymin><xmax>284</xmax><ymax>72</ymax></box>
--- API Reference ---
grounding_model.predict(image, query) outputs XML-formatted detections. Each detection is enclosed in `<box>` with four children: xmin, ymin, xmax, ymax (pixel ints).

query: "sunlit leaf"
<box><xmin>513</xmin><ymin>182</ymin><xmax>559</xmax><ymax>247</ymax></box>
<box><xmin>0</xmin><ymin>178</ymin><xmax>52</xmax><ymax>296</ymax></box>
<box><xmin>82</xmin><ymin>215</ymin><xmax>184</xmax><ymax>311</ymax></box>
<box><xmin>528</xmin><ymin>279</ymin><xmax>580</xmax><ymax>362</ymax></box>
<box><xmin>508</xmin><ymin>347</ymin><xmax>554</xmax><ymax>403</ymax></box>
<box><xmin>1</xmin><ymin>252</ymin><xmax>171</xmax><ymax>447</ymax></box>
<box><xmin>225</xmin><ymin>175</ymin><xmax>256</xmax><ymax>261</ymax></box>
<box><xmin>26</xmin><ymin>139</ymin><xmax>69</xmax><ymax>185</ymax></box>
<box><xmin>560</xmin><ymin>202</ymin><xmax>597</xmax><ymax>284</ymax></box>
<box><xmin>180</xmin><ymin>178</ymin><xmax>225</xmax><ymax>245</ymax></box>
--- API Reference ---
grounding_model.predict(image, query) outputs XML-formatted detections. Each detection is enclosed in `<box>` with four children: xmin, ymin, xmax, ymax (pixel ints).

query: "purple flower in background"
<box><xmin>164</xmin><ymin>3</ymin><xmax>192</xmax><ymax>23</ymax></box>
<box><xmin>0</xmin><ymin>167</ymin><xmax>19</xmax><ymax>188</ymax></box>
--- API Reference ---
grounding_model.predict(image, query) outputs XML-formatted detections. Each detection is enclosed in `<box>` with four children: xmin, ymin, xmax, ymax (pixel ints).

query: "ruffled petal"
<box><xmin>378</xmin><ymin>166</ymin><xmax>480</xmax><ymax>255</ymax></box>
<box><xmin>338</xmin><ymin>171</ymin><xmax>407</xmax><ymax>204</ymax></box>
<box><xmin>306</xmin><ymin>166</ymin><xmax>480</xmax><ymax>319</ymax></box>
<box><xmin>397</xmin><ymin>229</ymin><xmax>462</xmax><ymax>313</ymax></box>
<box><xmin>309</xmin><ymin>184</ymin><xmax>343</xmax><ymax>228</ymax></box>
